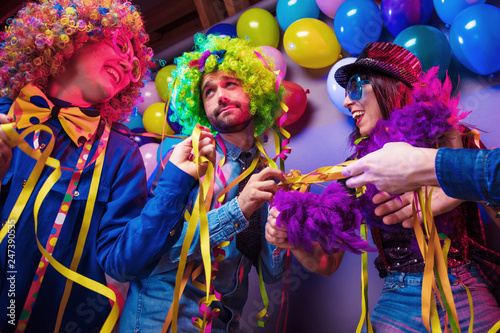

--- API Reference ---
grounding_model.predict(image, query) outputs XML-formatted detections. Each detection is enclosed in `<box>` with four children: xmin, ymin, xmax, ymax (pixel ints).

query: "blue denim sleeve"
<box><xmin>98</xmin><ymin>158</ymin><xmax>196</xmax><ymax>282</ymax></box>
<box><xmin>436</xmin><ymin>148</ymin><xmax>500</xmax><ymax>206</ymax></box>
<box><xmin>259</xmin><ymin>230</ymin><xmax>287</xmax><ymax>283</ymax></box>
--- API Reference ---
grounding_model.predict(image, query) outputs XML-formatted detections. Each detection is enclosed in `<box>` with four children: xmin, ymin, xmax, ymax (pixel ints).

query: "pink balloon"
<box><xmin>139</xmin><ymin>142</ymin><xmax>159</xmax><ymax>180</ymax></box>
<box><xmin>316</xmin><ymin>0</ymin><xmax>346</xmax><ymax>18</ymax></box>
<box><xmin>260</xmin><ymin>46</ymin><xmax>287</xmax><ymax>78</ymax></box>
<box><xmin>136</xmin><ymin>81</ymin><xmax>163</xmax><ymax>116</ymax></box>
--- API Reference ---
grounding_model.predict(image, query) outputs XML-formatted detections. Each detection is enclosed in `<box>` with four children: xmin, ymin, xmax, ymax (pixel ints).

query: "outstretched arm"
<box><xmin>341</xmin><ymin>142</ymin><xmax>439</xmax><ymax>194</ymax></box>
<box><xmin>97</xmin><ymin>130</ymin><xmax>216</xmax><ymax>282</ymax></box>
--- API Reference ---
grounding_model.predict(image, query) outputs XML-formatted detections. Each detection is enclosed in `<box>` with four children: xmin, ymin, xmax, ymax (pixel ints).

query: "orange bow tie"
<box><xmin>8</xmin><ymin>83</ymin><xmax>101</xmax><ymax>146</ymax></box>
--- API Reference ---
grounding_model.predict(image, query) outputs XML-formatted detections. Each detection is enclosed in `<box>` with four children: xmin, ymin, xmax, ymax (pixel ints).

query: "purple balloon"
<box><xmin>136</xmin><ymin>81</ymin><xmax>163</xmax><ymax>115</ymax></box>
<box><xmin>381</xmin><ymin>0</ymin><xmax>433</xmax><ymax>37</ymax></box>
<box><xmin>316</xmin><ymin>0</ymin><xmax>345</xmax><ymax>19</ymax></box>
<box><xmin>139</xmin><ymin>142</ymin><xmax>160</xmax><ymax>180</ymax></box>
<box><xmin>132</xmin><ymin>128</ymin><xmax>158</xmax><ymax>147</ymax></box>
<box><xmin>166</xmin><ymin>105</ymin><xmax>183</xmax><ymax>134</ymax></box>
<box><xmin>260</xmin><ymin>46</ymin><xmax>287</xmax><ymax>77</ymax></box>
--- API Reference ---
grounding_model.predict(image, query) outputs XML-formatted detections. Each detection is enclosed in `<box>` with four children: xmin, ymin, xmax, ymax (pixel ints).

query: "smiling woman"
<box><xmin>46</xmin><ymin>40</ymin><xmax>137</xmax><ymax>108</ymax></box>
<box><xmin>0</xmin><ymin>0</ymin><xmax>153</xmax><ymax>122</ymax></box>
<box><xmin>0</xmin><ymin>1</ymin><xmax>158</xmax><ymax>332</ymax></box>
<box><xmin>270</xmin><ymin>41</ymin><xmax>500</xmax><ymax>333</ymax></box>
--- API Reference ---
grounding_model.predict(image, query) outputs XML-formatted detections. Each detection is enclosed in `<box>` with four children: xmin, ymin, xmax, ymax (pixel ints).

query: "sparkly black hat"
<box><xmin>335</xmin><ymin>42</ymin><xmax>422</xmax><ymax>88</ymax></box>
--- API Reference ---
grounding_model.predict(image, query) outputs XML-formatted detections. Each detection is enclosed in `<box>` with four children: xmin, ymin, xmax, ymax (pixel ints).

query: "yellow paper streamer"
<box><xmin>54</xmin><ymin>122</ymin><xmax>110</xmax><ymax>332</ymax></box>
<box><xmin>356</xmin><ymin>224</ymin><xmax>373</xmax><ymax>333</ymax></box>
<box><xmin>0</xmin><ymin>123</ymin><xmax>119</xmax><ymax>332</ymax></box>
<box><xmin>413</xmin><ymin>188</ymin><xmax>461</xmax><ymax>333</ymax></box>
<box><xmin>171</xmin><ymin>125</ymin><xmax>215</xmax><ymax>332</ymax></box>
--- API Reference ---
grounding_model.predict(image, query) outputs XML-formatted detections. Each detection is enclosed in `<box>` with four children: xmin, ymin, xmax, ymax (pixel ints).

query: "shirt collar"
<box><xmin>218</xmin><ymin>136</ymin><xmax>257</xmax><ymax>162</ymax></box>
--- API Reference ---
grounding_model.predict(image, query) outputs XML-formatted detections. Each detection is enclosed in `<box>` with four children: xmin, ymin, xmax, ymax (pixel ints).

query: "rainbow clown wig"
<box><xmin>170</xmin><ymin>33</ymin><xmax>284</xmax><ymax>136</ymax></box>
<box><xmin>0</xmin><ymin>0</ymin><xmax>154</xmax><ymax>123</ymax></box>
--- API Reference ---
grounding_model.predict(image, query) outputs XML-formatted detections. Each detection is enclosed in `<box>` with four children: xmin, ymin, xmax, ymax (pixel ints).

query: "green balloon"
<box><xmin>155</xmin><ymin>64</ymin><xmax>176</xmax><ymax>102</ymax></box>
<box><xmin>237</xmin><ymin>8</ymin><xmax>280</xmax><ymax>48</ymax></box>
<box><xmin>394</xmin><ymin>25</ymin><xmax>451</xmax><ymax>79</ymax></box>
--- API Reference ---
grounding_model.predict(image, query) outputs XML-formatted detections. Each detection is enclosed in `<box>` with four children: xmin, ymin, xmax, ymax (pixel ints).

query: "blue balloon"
<box><xmin>394</xmin><ymin>25</ymin><xmax>451</xmax><ymax>79</ymax></box>
<box><xmin>449</xmin><ymin>4</ymin><xmax>500</xmax><ymax>75</ymax></box>
<box><xmin>276</xmin><ymin>0</ymin><xmax>320</xmax><ymax>31</ymax></box>
<box><xmin>381</xmin><ymin>0</ymin><xmax>433</xmax><ymax>37</ymax></box>
<box><xmin>123</xmin><ymin>107</ymin><xmax>144</xmax><ymax>130</ymax></box>
<box><xmin>433</xmin><ymin>0</ymin><xmax>486</xmax><ymax>25</ymax></box>
<box><xmin>157</xmin><ymin>136</ymin><xmax>184</xmax><ymax>162</ymax></box>
<box><xmin>334</xmin><ymin>0</ymin><xmax>384</xmax><ymax>56</ymax></box>
<box><xmin>206</xmin><ymin>23</ymin><xmax>237</xmax><ymax>38</ymax></box>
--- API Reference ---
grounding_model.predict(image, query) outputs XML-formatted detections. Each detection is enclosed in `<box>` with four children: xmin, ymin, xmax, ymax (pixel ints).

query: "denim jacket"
<box><xmin>437</xmin><ymin>147</ymin><xmax>500</xmax><ymax>207</ymax></box>
<box><xmin>120</xmin><ymin>137</ymin><xmax>286</xmax><ymax>332</ymax></box>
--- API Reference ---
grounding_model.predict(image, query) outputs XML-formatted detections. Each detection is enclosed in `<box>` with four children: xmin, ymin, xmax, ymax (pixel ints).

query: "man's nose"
<box><xmin>218</xmin><ymin>94</ymin><xmax>230</xmax><ymax>104</ymax></box>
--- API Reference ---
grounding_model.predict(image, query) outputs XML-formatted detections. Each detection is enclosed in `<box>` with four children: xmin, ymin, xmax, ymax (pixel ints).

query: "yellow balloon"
<box><xmin>142</xmin><ymin>102</ymin><xmax>174</xmax><ymax>135</ymax></box>
<box><xmin>237</xmin><ymin>8</ymin><xmax>280</xmax><ymax>48</ymax></box>
<box><xmin>284</xmin><ymin>18</ymin><xmax>341</xmax><ymax>69</ymax></box>
<box><xmin>155</xmin><ymin>64</ymin><xmax>176</xmax><ymax>102</ymax></box>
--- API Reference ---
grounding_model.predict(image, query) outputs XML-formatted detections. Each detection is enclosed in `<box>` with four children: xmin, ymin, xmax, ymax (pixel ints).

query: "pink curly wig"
<box><xmin>0</xmin><ymin>0</ymin><xmax>154</xmax><ymax>122</ymax></box>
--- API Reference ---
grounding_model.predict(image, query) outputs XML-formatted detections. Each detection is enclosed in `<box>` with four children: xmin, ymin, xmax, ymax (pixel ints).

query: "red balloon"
<box><xmin>279</xmin><ymin>81</ymin><xmax>309</xmax><ymax>127</ymax></box>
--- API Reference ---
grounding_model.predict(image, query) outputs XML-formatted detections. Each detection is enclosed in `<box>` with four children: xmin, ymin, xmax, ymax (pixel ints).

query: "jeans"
<box><xmin>363</xmin><ymin>264</ymin><xmax>500</xmax><ymax>332</ymax></box>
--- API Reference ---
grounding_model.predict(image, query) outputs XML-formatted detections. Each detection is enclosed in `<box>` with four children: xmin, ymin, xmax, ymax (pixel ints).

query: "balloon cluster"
<box><xmin>123</xmin><ymin>66</ymin><xmax>184</xmax><ymax>180</ymax></box>
<box><xmin>241</xmin><ymin>0</ymin><xmax>498</xmax><ymax>114</ymax></box>
<box><xmin>128</xmin><ymin>0</ymin><xmax>500</xmax><ymax>180</ymax></box>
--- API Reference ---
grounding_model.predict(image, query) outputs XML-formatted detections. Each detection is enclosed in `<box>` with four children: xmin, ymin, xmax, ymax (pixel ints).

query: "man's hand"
<box><xmin>341</xmin><ymin>142</ymin><xmax>439</xmax><ymax>194</ymax></box>
<box><xmin>0</xmin><ymin>114</ymin><xmax>14</xmax><ymax>181</ymax></box>
<box><xmin>265</xmin><ymin>207</ymin><xmax>294</xmax><ymax>249</ymax></box>
<box><xmin>265</xmin><ymin>206</ymin><xmax>344</xmax><ymax>276</ymax></box>
<box><xmin>169</xmin><ymin>126</ymin><xmax>215</xmax><ymax>179</ymax></box>
<box><xmin>373</xmin><ymin>187</ymin><xmax>464</xmax><ymax>228</ymax></box>
<box><xmin>237</xmin><ymin>167</ymin><xmax>286</xmax><ymax>219</ymax></box>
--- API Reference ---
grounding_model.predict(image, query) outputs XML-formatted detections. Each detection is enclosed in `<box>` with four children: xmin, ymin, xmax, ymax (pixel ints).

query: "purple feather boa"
<box><xmin>273</xmin><ymin>183</ymin><xmax>374</xmax><ymax>255</ymax></box>
<box><xmin>272</xmin><ymin>67</ymin><xmax>469</xmax><ymax>255</ymax></box>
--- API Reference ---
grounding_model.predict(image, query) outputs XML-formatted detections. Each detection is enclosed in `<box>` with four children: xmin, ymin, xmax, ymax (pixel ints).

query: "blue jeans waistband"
<box><xmin>384</xmin><ymin>263</ymin><xmax>474</xmax><ymax>285</ymax></box>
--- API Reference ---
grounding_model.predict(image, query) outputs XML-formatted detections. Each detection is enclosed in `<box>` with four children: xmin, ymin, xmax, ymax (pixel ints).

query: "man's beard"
<box><xmin>210</xmin><ymin>116</ymin><xmax>253</xmax><ymax>133</ymax></box>
<box><xmin>208</xmin><ymin>104</ymin><xmax>253</xmax><ymax>133</ymax></box>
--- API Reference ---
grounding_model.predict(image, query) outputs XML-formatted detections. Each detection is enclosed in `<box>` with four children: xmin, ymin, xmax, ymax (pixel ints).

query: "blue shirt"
<box><xmin>436</xmin><ymin>148</ymin><xmax>500</xmax><ymax>207</ymax></box>
<box><xmin>0</xmin><ymin>97</ymin><xmax>181</xmax><ymax>332</ymax></box>
<box><xmin>120</xmin><ymin>138</ymin><xmax>286</xmax><ymax>333</ymax></box>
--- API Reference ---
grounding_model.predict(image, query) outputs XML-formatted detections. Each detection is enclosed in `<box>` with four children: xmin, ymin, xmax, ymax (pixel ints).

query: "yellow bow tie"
<box><xmin>8</xmin><ymin>83</ymin><xmax>101</xmax><ymax>146</ymax></box>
